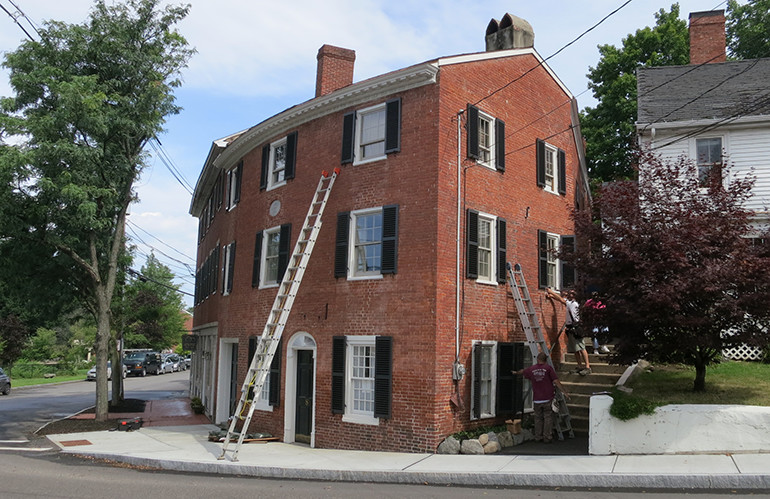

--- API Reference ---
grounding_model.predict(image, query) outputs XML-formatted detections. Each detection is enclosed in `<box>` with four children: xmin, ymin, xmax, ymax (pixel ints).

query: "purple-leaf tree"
<box><xmin>570</xmin><ymin>149</ymin><xmax>770</xmax><ymax>391</ymax></box>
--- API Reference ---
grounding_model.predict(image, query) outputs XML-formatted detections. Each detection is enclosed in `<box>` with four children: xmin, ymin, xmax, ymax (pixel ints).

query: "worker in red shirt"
<box><xmin>514</xmin><ymin>352</ymin><xmax>570</xmax><ymax>443</ymax></box>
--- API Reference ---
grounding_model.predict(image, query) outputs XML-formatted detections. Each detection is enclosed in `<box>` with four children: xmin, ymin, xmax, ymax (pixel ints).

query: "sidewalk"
<box><xmin>45</xmin><ymin>399</ymin><xmax>770</xmax><ymax>490</ymax></box>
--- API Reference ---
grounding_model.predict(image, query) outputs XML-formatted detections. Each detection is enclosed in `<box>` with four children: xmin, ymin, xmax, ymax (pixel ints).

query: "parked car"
<box><xmin>86</xmin><ymin>362</ymin><xmax>126</xmax><ymax>381</ymax></box>
<box><xmin>159</xmin><ymin>355</ymin><xmax>175</xmax><ymax>374</ymax></box>
<box><xmin>144</xmin><ymin>352</ymin><xmax>163</xmax><ymax>375</ymax></box>
<box><xmin>123</xmin><ymin>351</ymin><xmax>154</xmax><ymax>377</ymax></box>
<box><xmin>182</xmin><ymin>355</ymin><xmax>191</xmax><ymax>370</ymax></box>
<box><xmin>0</xmin><ymin>367</ymin><xmax>10</xmax><ymax>395</ymax></box>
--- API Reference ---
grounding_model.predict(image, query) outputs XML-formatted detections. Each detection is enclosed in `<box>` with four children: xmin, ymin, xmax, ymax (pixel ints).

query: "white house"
<box><xmin>636</xmin><ymin>10</ymin><xmax>770</xmax><ymax>234</ymax></box>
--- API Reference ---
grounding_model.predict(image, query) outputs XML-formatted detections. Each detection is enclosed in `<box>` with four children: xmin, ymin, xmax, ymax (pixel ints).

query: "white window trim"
<box><xmin>342</xmin><ymin>335</ymin><xmax>379</xmax><ymax>426</ymax></box>
<box><xmin>543</xmin><ymin>142</ymin><xmax>559</xmax><ymax>195</ymax></box>
<box><xmin>692</xmin><ymin>135</ymin><xmax>727</xmax><ymax>189</ymax></box>
<box><xmin>252</xmin><ymin>372</ymin><xmax>273</xmax><ymax>412</ymax></box>
<box><xmin>259</xmin><ymin>226</ymin><xmax>281</xmax><ymax>289</ymax></box>
<box><xmin>476</xmin><ymin>211</ymin><xmax>498</xmax><ymax>285</ymax></box>
<box><xmin>226</xmin><ymin>167</ymin><xmax>239</xmax><ymax>210</ymax></box>
<box><xmin>546</xmin><ymin>232</ymin><xmax>560</xmax><ymax>290</ymax></box>
<box><xmin>353</xmin><ymin>103</ymin><xmax>387</xmax><ymax>166</ymax></box>
<box><xmin>347</xmin><ymin>207</ymin><xmax>385</xmax><ymax>281</ymax></box>
<box><xmin>267</xmin><ymin>137</ymin><xmax>288</xmax><ymax>191</ymax></box>
<box><xmin>476</xmin><ymin>110</ymin><xmax>496</xmax><ymax>170</ymax></box>
<box><xmin>471</xmin><ymin>340</ymin><xmax>497</xmax><ymax>420</ymax></box>
<box><xmin>222</xmin><ymin>242</ymin><xmax>235</xmax><ymax>296</ymax></box>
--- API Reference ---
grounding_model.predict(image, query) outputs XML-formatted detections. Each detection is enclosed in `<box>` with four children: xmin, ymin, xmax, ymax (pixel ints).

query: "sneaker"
<box><xmin>593</xmin><ymin>349</ymin><xmax>600</xmax><ymax>354</ymax></box>
<box><xmin>570</xmin><ymin>368</ymin><xmax>582</xmax><ymax>374</ymax></box>
<box><xmin>579</xmin><ymin>368</ymin><xmax>592</xmax><ymax>376</ymax></box>
<box><xmin>600</xmin><ymin>346</ymin><xmax>611</xmax><ymax>354</ymax></box>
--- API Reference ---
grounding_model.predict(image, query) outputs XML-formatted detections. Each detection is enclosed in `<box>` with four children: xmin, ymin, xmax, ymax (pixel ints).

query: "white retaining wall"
<box><xmin>589</xmin><ymin>395</ymin><xmax>770</xmax><ymax>455</ymax></box>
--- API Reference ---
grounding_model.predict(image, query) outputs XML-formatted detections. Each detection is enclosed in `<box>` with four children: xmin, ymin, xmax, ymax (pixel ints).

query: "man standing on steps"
<box><xmin>513</xmin><ymin>352</ymin><xmax>570</xmax><ymax>443</ymax></box>
<box><xmin>547</xmin><ymin>288</ymin><xmax>591</xmax><ymax>376</ymax></box>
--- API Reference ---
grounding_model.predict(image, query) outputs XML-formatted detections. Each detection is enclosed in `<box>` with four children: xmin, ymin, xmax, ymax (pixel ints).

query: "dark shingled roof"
<box><xmin>637</xmin><ymin>58</ymin><xmax>770</xmax><ymax>125</ymax></box>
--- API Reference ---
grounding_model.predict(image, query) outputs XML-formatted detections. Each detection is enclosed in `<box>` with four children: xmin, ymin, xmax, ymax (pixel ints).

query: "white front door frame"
<box><xmin>216</xmin><ymin>338</ymin><xmax>239</xmax><ymax>425</ymax></box>
<box><xmin>283</xmin><ymin>331</ymin><xmax>317</xmax><ymax>447</ymax></box>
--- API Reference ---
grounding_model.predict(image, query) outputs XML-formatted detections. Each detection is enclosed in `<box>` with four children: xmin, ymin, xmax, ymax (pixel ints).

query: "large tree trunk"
<box><xmin>94</xmin><ymin>295</ymin><xmax>111</xmax><ymax>421</ymax></box>
<box><xmin>693</xmin><ymin>361</ymin><xmax>707</xmax><ymax>392</ymax></box>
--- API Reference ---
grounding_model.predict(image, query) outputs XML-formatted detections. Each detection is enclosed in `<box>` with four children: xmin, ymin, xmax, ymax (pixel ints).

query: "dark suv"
<box><xmin>123</xmin><ymin>351</ymin><xmax>163</xmax><ymax>376</ymax></box>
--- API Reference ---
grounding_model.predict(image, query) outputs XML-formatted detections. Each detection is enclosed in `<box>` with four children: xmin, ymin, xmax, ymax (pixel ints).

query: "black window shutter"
<box><xmin>536</xmin><ymin>139</ymin><xmax>546</xmax><ymax>188</ymax></box>
<box><xmin>467</xmin><ymin>104</ymin><xmax>479</xmax><ymax>160</ymax></box>
<box><xmin>558</xmin><ymin>148</ymin><xmax>566</xmax><ymax>195</ymax></box>
<box><xmin>227</xmin><ymin>242</ymin><xmax>236</xmax><ymax>294</ymax></box>
<box><xmin>512</xmin><ymin>343</ymin><xmax>525</xmax><ymax>415</ymax></box>
<box><xmin>252</xmin><ymin>231</ymin><xmax>263</xmax><ymax>288</ymax></box>
<box><xmin>285</xmin><ymin>131</ymin><xmax>297</xmax><ymax>180</ymax></box>
<box><xmin>373</xmin><ymin>336</ymin><xmax>392</xmax><ymax>419</ymax></box>
<box><xmin>334</xmin><ymin>212</ymin><xmax>350</xmax><ymax>278</ymax></box>
<box><xmin>561</xmin><ymin>235</ymin><xmax>576</xmax><ymax>290</ymax></box>
<box><xmin>247</xmin><ymin>336</ymin><xmax>257</xmax><ymax>402</ymax></box>
<box><xmin>538</xmin><ymin>230</ymin><xmax>548</xmax><ymax>289</ymax></box>
<box><xmin>381</xmin><ymin>205</ymin><xmax>399</xmax><ymax>274</ymax></box>
<box><xmin>384</xmin><ymin>98</ymin><xmax>401</xmax><ymax>154</ymax></box>
<box><xmin>331</xmin><ymin>336</ymin><xmax>346</xmax><ymax>414</ymax></box>
<box><xmin>495</xmin><ymin>118</ymin><xmax>505</xmax><ymax>172</ymax></box>
<box><xmin>466</xmin><ymin>209</ymin><xmax>479</xmax><ymax>279</ymax></box>
<box><xmin>497</xmin><ymin>342</ymin><xmax>515</xmax><ymax>414</ymax></box>
<box><xmin>234</xmin><ymin>162</ymin><xmax>242</xmax><ymax>203</ymax></box>
<box><xmin>341</xmin><ymin>112</ymin><xmax>355</xmax><ymax>164</ymax></box>
<box><xmin>496</xmin><ymin>218</ymin><xmax>507</xmax><ymax>284</ymax></box>
<box><xmin>472</xmin><ymin>343</ymin><xmax>481</xmax><ymax>419</ymax></box>
<box><xmin>260</xmin><ymin>145</ymin><xmax>269</xmax><ymax>190</ymax></box>
<box><xmin>216</xmin><ymin>172</ymin><xmax>223</xmax><ymax>208</ymax></box>
<box><xmin>269</xmin><ymin>337</ymin><xmax>282</xmax><ymax>407</ymax></box>
<box><xmin>278</xmin><ymin>224</ymin><xmax>292</xmax><ymax>281</ymax></box>
<box><xmin>212</xmin><ymin>246</ymin><xmax>219</xmax><ymax>294</ymax></box>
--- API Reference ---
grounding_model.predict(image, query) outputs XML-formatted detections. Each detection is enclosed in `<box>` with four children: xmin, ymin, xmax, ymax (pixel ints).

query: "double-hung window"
<box><xmin>226</xmin><ymin>162</ymin><xmax>242</xmax><ymax>210</ymax></box>
<box><xmin>467</xmin><ymin>104</ymin><xmax>505</xmax><ymax>172</ymax></box>
<box><xmin>538</xmin><ymin>230</ymin><xmax>576</xmax><ymax>290</ymax></box>
<box><xmin>332</xmin><ymin>335</ymin><xmax>392</xmax><ymax>425</ymax></box>
<box><xmin>248</xmin><ymin>336</ymin><xmax>281</xmax><ymax>411</ymax></box>
<box><xmin>261</xmin><ymin>132</ymin><xmax>297</xmax><ymax>191</ymax></box>
<box><xmin>222</xmin><ymin>241</ymin><xmax>236</xmax><ymax>295</ymax></box>
<box><xmin>252</xmin><ymin>224</ymin><xmax>291</xmax><ymax>288</ymax></box>
<box><xmin>695</xmin><ymin>137</ymin><xmax>723</xmax><ymax>187</ymax></box>
<box><xmin>471</xmin><ymin>342</ymin><xmax>529</xmax><ymax>420</ymax></box>
<box><xmin>335</xmin><ymin>206</ymin><xmax>399</xmax><ymax>279</ymax></box>
<box><xmin>341</xmin><ymin>98</ymin><xmax>401</xmax><ymax>165</ymax></box>
<box><xmin>536</xmin><ymin>139</ymin><xmax>566</xmax><ymax>195</ymax></box>
<box><xmin>466</xmin><ymin>210</ymin><xmax>506</xmax><ymax>284</ymax></box>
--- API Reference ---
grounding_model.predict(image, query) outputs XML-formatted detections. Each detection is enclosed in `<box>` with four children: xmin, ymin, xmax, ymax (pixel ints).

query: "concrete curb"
<box><xmin>58</xmin><ymin>450</ymin><xmax>770</xmax><ymax>490</ymax></box>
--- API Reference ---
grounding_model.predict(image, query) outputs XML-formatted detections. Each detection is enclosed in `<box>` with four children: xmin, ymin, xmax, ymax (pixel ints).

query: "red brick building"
<box><xmin>189</xmin><ymin>13</ymin><xmax>590</xmax><ymax>453</ymax></box>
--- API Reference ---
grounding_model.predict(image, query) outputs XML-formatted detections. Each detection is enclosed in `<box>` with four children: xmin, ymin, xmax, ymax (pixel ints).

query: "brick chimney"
<box><xmin>689</xmin><ymin>10</ymin><xmax>726</xmax><ymax>65</ymax></box>
<box><xmin>315</xmin><ymin>45</ymin><xmax>356</xmax><ymax>98</ymax></box>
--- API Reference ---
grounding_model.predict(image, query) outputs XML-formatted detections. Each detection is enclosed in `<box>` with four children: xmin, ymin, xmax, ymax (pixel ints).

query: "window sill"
<box><xmin>347</xmin><ymin>274</ymin><xmax>384</xmax><ymax>281</ymax></box>
<box><xmin>352</xmin><ymin>155</ymin><xmax>386</xmax><ymax>167</ymax></box>
<box><xmin>475</xmin><ymin>278</ymin><xmax>499</xmax><ymax>286</ymax></box>
<box><xmin>266</xmin><ymin>181</ymin><xmax>286</xmax><ymax>192</ymax></box>
<box><xmin>258</xmin><ymin>282</ymin><xmax>280</xmax><ymax>290</ymax></box>
<box><xmin>342</xmin><ymin>413</ymin><xmax>379</xmax><ymax>426</ymax></box>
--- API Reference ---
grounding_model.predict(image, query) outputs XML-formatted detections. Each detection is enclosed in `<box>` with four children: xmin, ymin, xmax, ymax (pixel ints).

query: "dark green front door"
<box><xmin>295</xmin><ymin>350</ymin><xmax>313</xmax><ymax>443</ymax></box>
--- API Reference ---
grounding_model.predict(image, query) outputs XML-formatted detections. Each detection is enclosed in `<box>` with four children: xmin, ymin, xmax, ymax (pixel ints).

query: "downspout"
<box><xmin>453</xmin><ymin>109</ymin><xmax>466</xmax><ymax>382</ymax></box>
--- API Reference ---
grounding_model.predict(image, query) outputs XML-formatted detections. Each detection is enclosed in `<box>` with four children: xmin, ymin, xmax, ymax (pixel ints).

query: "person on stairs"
<box><xmin>547</xmin><ymin>288</ymin><xmax>591</xmax><ymax>375</ymax></box>
<box><xmin>513</xmin><ymin>352</ymin><xmax>570</xmax><ymax>443</ymax></box>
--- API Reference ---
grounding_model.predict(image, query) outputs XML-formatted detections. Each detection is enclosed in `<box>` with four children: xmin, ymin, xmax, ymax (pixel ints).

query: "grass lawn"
<box><xmin>627</xmin><ymin>360</ymin><xmax>770</xmax><ymax>406</ymax></box>
<box><xmin>11</xmin><ymin>369</ymin><xmax>90</xmax><ymax>387</ymax></box>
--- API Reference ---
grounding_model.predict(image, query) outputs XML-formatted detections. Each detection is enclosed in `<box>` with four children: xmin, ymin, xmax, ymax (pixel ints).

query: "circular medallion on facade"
<box><xmin>269</xmin><ymin>200</ymin><xmax>281</xmax><ymax>217</ymax></box>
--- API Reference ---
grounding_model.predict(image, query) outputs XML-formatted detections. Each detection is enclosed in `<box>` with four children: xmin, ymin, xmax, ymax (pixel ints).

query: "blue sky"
<box><xmin>0</xmin><ymin>0</ymin><xmax>732</xmax><ymax>307</ymax></box>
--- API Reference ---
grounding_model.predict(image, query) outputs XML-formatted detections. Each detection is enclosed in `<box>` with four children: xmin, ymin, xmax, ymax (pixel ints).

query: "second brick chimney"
<box><xmin>689</xmin><ymin>10</ymin><xmax>726</xmax><ymax>65</ymax></box>
<box><xmin>315</xmin><ymin>44</ymin><xmax>356</xmax><ymax>98</ymax></box>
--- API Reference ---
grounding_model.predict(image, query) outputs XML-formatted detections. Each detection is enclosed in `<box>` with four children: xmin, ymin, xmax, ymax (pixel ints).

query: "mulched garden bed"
<box><xmin>35</xmin><ymin>398</ymin><xmax>146</xmax><ymax>436</ymax></box>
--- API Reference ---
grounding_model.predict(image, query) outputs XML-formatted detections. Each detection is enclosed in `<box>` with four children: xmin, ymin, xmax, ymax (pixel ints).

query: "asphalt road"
<box><xmin>0</xmin><ymin>370</ymin><xmax>191</xmax><ymax>440</ymax></box>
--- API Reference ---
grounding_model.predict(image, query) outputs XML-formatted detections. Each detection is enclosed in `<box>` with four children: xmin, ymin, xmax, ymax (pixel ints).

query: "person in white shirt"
<box><xmin>547</xmin><ymin>288</ymin><xmax>591</xmax><ymax>375</ymax></box>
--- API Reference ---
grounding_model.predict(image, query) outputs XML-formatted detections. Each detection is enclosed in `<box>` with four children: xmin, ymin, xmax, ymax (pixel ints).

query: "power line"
<box><xmin>0</xmin><ymin>0</ymin><xmax>38</xmax><ymax>41</ymax></box>
<box><xmin>125</xmin><ymin>224</ymin><xmax>196</xmax><ymax>276</ymax></box>
<box><xmin>126</xmin><ymin>219</ymin><xmax>195</xmax><ymax>264</ymax></box>
<box><xmin>127</xmin><ymin>268</ymin><xmax>194</xmax><ymax>297</ymax></box>
<box><xmin>150</xmin><ymin>137</ymin><xmax>194</xmax><ymax>195</ymax></box>
<box><xmin>474</xmin><ymin>0</ymin><xmax>634</xmax><ymax>108</ymax></box>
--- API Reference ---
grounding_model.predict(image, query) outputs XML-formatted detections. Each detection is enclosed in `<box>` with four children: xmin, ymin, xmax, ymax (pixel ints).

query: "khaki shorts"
<box><xmin>567</xmin><ymin>331</ymin><xmax>586</xmax><ymax>353</ymax></box>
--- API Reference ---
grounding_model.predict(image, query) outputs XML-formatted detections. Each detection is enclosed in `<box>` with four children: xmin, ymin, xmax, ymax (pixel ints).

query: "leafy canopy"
<box><xmin>727</xmin><ymin>0</ymin><xmax>770</xmax><ymax>59</ymax></box>
<box><xmin>580</xmin><ymin>5</ymin><xmax>689</xmax><ymax>184</ymax></box>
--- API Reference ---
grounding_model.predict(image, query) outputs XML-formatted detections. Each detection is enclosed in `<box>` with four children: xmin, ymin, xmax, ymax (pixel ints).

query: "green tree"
<box><xmin>726</xmin><ymin>0</ymin><xmax>770</xmax><ymax>59</ymax></box>
<box><xmin>569</xmin><ymin>152</ymin><xmax>770</xmax><ymax>391</ymax></box>
<box><xmin>124</xmin><ymin>253</ymin><xmax>186</xmax><ymax>351</ymax></box>
<box><xmin>580</xmin><ymin>4</ymin><xmax>689</xmax><ymax>183</ymax></box>
<box><xmin>0</xmin><ymin>0</ymin><xmax>193</xmax><ymax>420</ymax></box>
<box><xmin>21</xmin><ymin>328</ymin><xmax>62</xmax><ymax>362</ymax></box>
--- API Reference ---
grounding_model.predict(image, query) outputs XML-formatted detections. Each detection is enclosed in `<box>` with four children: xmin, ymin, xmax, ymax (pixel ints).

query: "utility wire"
<box><xmin>474</xmin><ymin>0</ymin><xmax>634</xmax><ymax>108</ymax></box>
<box><xmin>0</xmin><ymin>0</ymin><xmax>36</xmax><ymax>41</ymax></box>
<box><xmin>127</xmin><ymin>219</ymin><xmax>196</xmax><ymax>263</ymax></box>
<box><xmin>127</xmin><ymin>268</ymin><xmax>194</xmax><ymax>297</ymax></box>
<box><xmin>125</xmin><ymin>224</ymin><xmax>196</xmax><ymax>276</ymax></box>
<box><xmin>149</xmin><ymin>138</ymin><xmax>194</xmax><ymax>195</ymax></box>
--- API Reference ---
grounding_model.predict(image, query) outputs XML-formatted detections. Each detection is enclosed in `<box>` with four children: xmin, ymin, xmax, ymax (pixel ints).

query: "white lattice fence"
<box><xmin>722</xmin><ymin>344</ymin><xmax>763</xmax><ymax>361</ymax></box>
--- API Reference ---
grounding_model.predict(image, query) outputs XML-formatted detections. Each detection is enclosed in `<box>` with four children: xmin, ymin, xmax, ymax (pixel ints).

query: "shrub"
<box><xmin>609</xmin><ymin>387</ymin><xmax>661</xmax><ymax>421</ymax></box>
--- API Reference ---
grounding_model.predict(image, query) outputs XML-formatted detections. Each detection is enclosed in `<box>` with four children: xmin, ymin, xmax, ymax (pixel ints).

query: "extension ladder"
<box><xmin>219</xmin><ymin>168</ymin><xmax>340</xmax><ymax>461</ymax></box>
<box><xmin>506</xmin><ymin>262</ymin><xmax>574</xmax><ymax>440</ymax></box>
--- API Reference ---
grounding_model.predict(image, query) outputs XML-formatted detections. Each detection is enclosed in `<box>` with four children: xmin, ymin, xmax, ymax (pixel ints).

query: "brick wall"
<box><xmin>193</xmin><ymin>49</ymin><xmax>581</xmax><ymax>453</ymax></box>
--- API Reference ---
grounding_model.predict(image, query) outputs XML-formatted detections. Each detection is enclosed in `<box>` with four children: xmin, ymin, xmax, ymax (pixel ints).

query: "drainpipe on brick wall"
<box><xmin>455</xmin><ymin>109</ymin><xmax>464</xmax><ymax>364</ymax></box>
